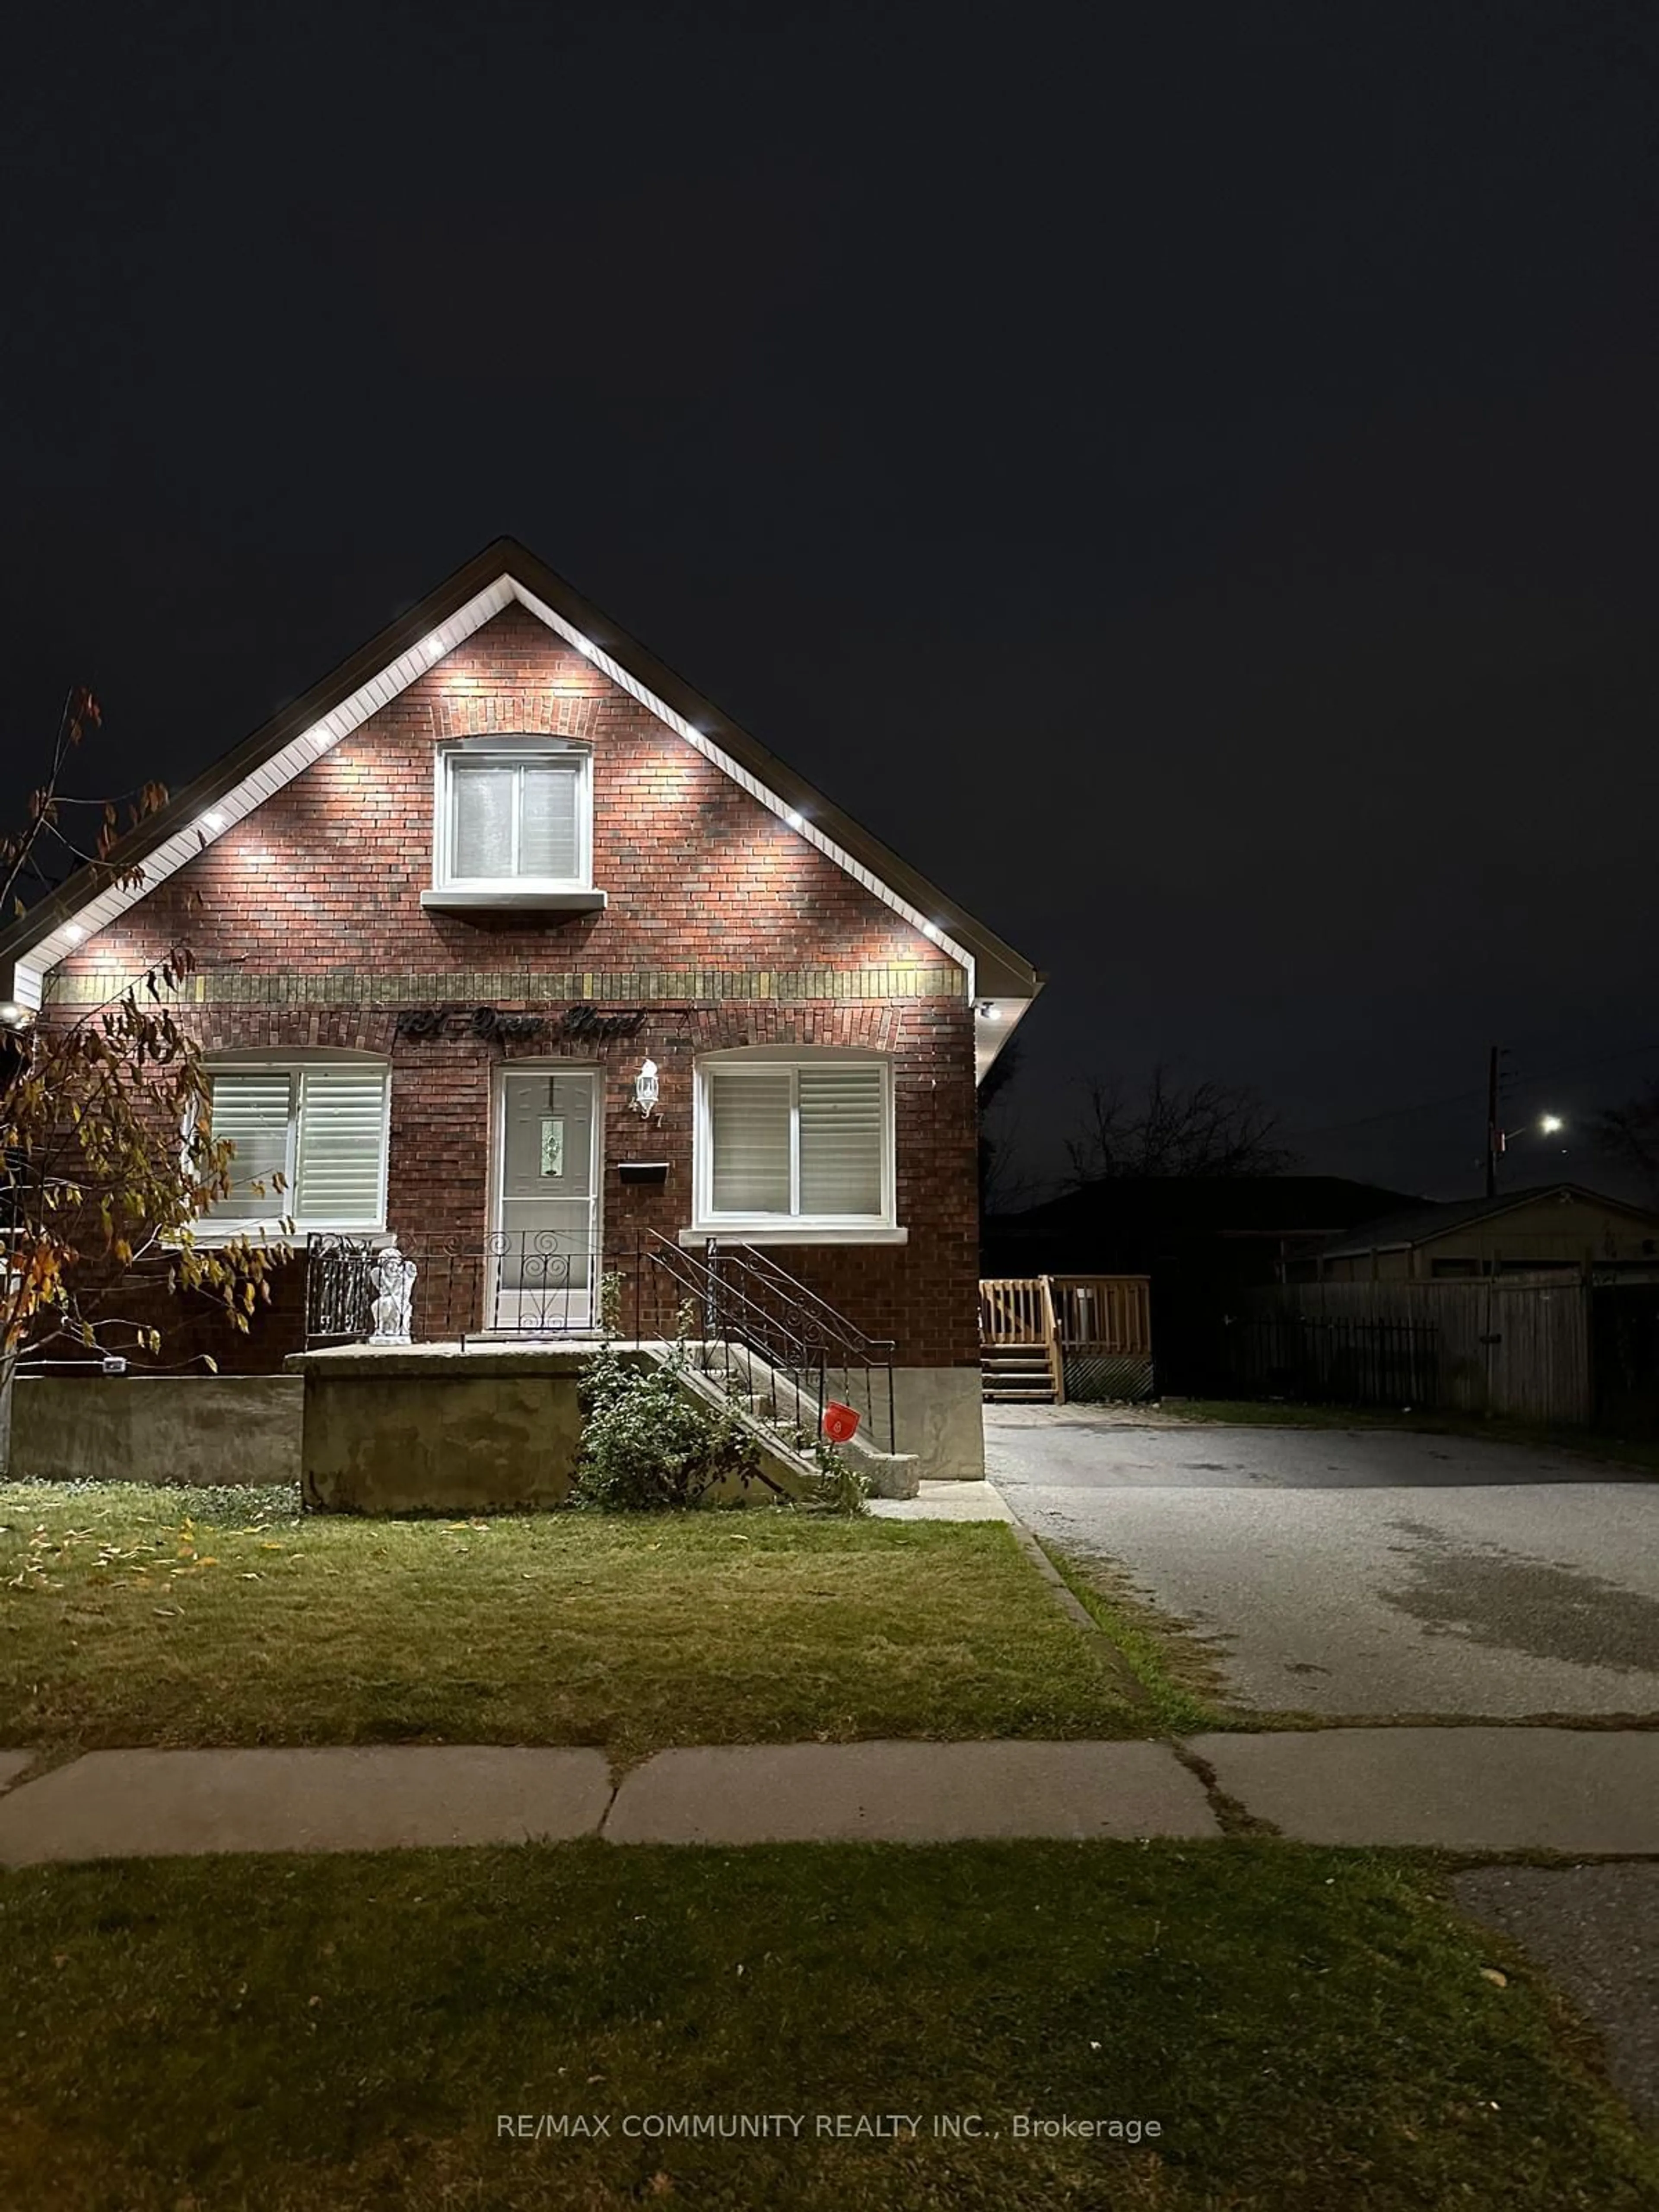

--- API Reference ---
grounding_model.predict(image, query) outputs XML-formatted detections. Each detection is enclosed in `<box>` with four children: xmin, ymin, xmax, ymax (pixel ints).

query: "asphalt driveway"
<box><xmin>985</xmin><ymin>1408</ymin><xmax>1659</xmax><ymax>1717</ymax></box>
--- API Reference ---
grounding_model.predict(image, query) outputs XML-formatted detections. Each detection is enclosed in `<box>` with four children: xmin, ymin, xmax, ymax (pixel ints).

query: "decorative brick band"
<box><xmin>45</xmin><ymin>962</ymin><xmax>966</xmax><ymax>1009</ymax></box>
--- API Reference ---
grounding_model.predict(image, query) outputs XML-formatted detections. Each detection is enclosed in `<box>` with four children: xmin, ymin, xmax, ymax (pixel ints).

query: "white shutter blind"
<box><xmin>451</xmin><ymin>762</ymin><xmax>515</xmax><ymax>878</ymax></box>
<box><xmin>519</xmin><ymin>762</ymin><xmax>580</xmax><ymax>879</ymax></box>
<box><xmin>208</xmin><ymin>1072</ymin><xmax>293</xmax><ymax>1218</ymax></box>
<box><xmin>798</xmin><ymin>1065</ymin><xmax>885</xmax><ymax>1217</ymax></box>
<box><xmin>294</xmin><ymin>1067</ymin><xmax>388</xmax><ymax>1225</ymax></box>
<box><xmin>709</xmin><ymin>1068</ymin><xmax>793</xmax><ymax>1214</ymax></box>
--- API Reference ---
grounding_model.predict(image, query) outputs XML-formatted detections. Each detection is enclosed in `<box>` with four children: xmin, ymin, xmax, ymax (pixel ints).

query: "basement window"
<box><xmin>423</xmin><ymin>741</ymin><xmax>606</xmax><ymax>912</ymax></box>
<box><xmin>687</xmin><ymin>1053</ymin><xmax>906</xmax><ymax>1245</ymax></box>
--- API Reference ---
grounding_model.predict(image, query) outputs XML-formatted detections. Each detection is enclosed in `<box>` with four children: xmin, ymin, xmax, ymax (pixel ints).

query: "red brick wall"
<box><xmin>44</xmin><ymin>606</ymin><xmax>979</xmax><ymax>1373</ymax></box>
<box><xmin>58</xmin><ymin>604</ymin><xmax>930</xmax><ymax>979</ymax></box>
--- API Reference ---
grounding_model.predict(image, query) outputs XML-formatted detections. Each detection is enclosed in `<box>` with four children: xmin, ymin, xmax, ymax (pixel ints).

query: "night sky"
<box><xmin>6</xmin><ymin>0</ymin><xmax>1656</xmax><ymax>1201</ymax></box>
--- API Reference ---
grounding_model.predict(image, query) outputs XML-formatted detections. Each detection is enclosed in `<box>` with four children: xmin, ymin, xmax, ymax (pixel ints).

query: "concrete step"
<box><xmin>661</xmin><ymin>1356</ymin><xmax>921</xmax><ymax>1501</ymax></box>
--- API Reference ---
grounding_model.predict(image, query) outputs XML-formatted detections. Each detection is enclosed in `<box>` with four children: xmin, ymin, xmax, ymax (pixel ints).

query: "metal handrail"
<box><xmin>715</xmin><ymin>1243</ymin><xmax>896</xmax><ymax>1454</ymax></box>
<box><xmin>640</xmin><ymin>1233</ymin><xmax>826</xmax><ymax>1386</ymax></box>
<box><xmin>636</xmin><ymin>1231</ymin><xmax>831</xmax><ymax>1444</ymax></box>
<box><xmin>637</xmin><ymin>1231</ymin><xmax>896</xmax><ymax>1453</ymax></box>
<box><xmin>713</xmin><ymin>1242</ymin><xmax>898</xmax><ymax>1360</ymax></box>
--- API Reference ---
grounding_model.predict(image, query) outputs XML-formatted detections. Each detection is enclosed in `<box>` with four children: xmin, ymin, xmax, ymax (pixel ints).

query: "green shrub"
<box><xmin>570</xmin><ymin>1332</ymin><xmax>760</xmax><ymax>1512</ymax></box>
<box><xmin>805</xmin><ymin>1436</ymin><xmax>871</xmax><ymax>1516</ymax></box>
<box><xmin>570</xmin><ymin>1282</ymin><xmax>870</xmax><ymax>1517</ymax></box>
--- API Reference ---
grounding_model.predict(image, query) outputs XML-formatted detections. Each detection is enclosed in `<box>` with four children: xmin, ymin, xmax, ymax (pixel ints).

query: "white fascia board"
<box><xmin>15</xmin><ymin>578</ymin><xmax>516</xmax><ymax>1009</ymax></box>
<box><xmin>502</xmin><ymin>578</ymin><xmax>978</xmax><ymax>985</ymax></box>
<box><xmin>19</xmin><ymin>571</ymin><xmax>982</xmax><ymax>1008</ymax></box>
<box><xmin>973</xmin><ymin>996</ymin><xmax>1034</xmax><ymax>1086</ymax></box>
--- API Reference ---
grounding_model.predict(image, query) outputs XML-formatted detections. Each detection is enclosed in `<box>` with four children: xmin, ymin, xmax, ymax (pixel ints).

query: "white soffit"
<box><xmin>19</xmin><ymin>573</ymin><xmax>988</xmax><ymax>1018</ymax></box>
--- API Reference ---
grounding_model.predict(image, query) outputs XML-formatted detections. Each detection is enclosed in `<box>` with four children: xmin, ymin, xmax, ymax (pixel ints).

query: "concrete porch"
<box><xmin>286</xmin><ymin>1337</ymin><xmax>922</xmax><ymax>1512</ymax></box>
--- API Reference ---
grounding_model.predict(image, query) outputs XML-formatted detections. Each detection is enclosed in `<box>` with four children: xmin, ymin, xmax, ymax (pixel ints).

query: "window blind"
<box><xmin>709</xmin><ymin>1067</ymin><xmax>793</xmax><ymax>1214</ymax></box>
<box><xmin>204</xmin><ymin>1064</ymin><xmax>388</xmax><ymax>1228</ymax></box>
<box><xmin>207</xmin><ymin>1072</ymin><xmax>293</xmax><ymax>1217</ymax></box>
<box><xmin>519</xmin><ymin>762</ymin><xmax>580</xmax><ymax>879</ymax></box>
<box><xmin>706</xmin><ymin>1061</ymin><xmax>889</xmax><ymax>1222</ymax></box>
<box><xmin>448</xmin><ymin>756</ymin><xmax>582</xmax><ymax>883</ymax></box>
<box><xmin>451</xmin><ymin>762</ymin><xmax>515</xmax><ymax>879</ymax></box>
<box><xmin>294</xmin><ymin>1066</ymin><xmax>389</xmax><ymax>1225</ymax></box>
<box><xmin>797</xmin><ymin>1064</ymin><xmax>885</xmax><ymax>1217</ymax></box>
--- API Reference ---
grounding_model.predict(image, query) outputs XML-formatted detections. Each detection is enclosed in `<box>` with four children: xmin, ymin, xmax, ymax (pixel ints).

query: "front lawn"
<box><xmin>0</xmin><ymin>1481</ymin><xmax>1139</xmax><ymax>1758</ymax></box>
<box><xmin>0</xmin><ymin>1838</ymin><xmax>1652</xmax><ymax>2210</ymax></box>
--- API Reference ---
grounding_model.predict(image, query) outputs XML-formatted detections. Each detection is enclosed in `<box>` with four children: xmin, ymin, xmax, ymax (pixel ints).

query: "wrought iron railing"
<box><xmin>303</xmin><ymin>1229</ymin><xmax>899</xmax><ymax>1453</ymax></box>
<box><xmin>306</xmin><ymin>1231</ymin><xmax>601</xmax><ymax>1349</ymax></box>
<box><xmin>699</xmin><ymin>1241</ymin><xmax>897</xmax><ymax>1451</ymax></box>
<box><xmin>304</xmin><ymin>1234</ymin><xmax>378</xmax><ymax>1346</ymax></box>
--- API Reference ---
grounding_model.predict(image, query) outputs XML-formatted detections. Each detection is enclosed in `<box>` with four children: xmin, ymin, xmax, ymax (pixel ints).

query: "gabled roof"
<box><xmin>991</xmin><ymin>1175</ymin><xmax>1424</xmax><ymax>1240</ymax></box>
<box><xmin>1318</xmin><ymin>1182</ymin><xmax>1659</xmax><ymax>1259</ymax></box>
<box><xmin>0</xmin><ymin>537</ymin><xmax>1041</xmax><ymax>1068</ymax></box>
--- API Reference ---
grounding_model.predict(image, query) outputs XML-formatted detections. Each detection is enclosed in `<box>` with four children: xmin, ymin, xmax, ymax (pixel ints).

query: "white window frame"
<box><xmin>432</xmin><ymin>737</ymin><xmax>594</xmax><ymax>894</ymax></box>
<box><xmin>688</xmin><ymin>1049</ymin><xmax>906</xmax><ymax>1246</ymax></box>
<box><xmin>189</xmin><ymin>1051</ymin><xmax>391</xmax><ymax>1245</ymax></box>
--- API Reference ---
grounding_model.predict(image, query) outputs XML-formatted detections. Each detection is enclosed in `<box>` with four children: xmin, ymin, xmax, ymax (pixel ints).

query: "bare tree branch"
<box><xmin>1592</xmin><ymin>1080</ymin><xmax>1659</xmax><ymax>1203</ymax></box>
<box><xmin>1065</xmin><ymin>1062</ymin><xmax>1298</xmax><ymax>1184</ymax></box>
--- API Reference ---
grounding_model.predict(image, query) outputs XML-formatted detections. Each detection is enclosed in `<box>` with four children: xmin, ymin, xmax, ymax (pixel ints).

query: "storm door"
<box><xmin>493</xmin><ymin>1068</ymin><xmax>599</xmax><ymax>1331</ymax></box>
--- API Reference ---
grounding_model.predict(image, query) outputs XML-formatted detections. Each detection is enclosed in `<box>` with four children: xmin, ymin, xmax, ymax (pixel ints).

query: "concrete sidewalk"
<box><xmin>3</xmin><ymin>1728</ymin><xmax>1659</xmax><ymax>1861</ymax></box>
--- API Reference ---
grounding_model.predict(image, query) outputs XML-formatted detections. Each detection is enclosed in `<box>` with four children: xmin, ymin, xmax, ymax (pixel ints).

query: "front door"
<box><xmin>494</xmin><ymin>1068</ymin><xmax>599</xmax><ymax>1332</ymax></box>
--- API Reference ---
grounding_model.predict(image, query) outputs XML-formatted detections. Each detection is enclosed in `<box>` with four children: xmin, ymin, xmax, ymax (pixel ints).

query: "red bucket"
<box><xmin>821</xmin><ymin>1401</ymin><xmax>861</xmax><ymax>1445</ymax></box>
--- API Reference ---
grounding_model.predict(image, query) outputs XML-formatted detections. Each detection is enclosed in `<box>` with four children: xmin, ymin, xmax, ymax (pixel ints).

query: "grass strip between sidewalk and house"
<box><xmin>0</xmin><ymin>1480</ymin><xmax>1144</xmax><ymax>1761</ymax></box>
<box><xmin>1036</xmin><ymin>1540</ymin><xmax>1230</xmax><ymax>1734</ymax></box>
<box><xmin>0</xmin><ymin>1837</ymin><xmax>1653</xmax><ymax>2212</ymax></box>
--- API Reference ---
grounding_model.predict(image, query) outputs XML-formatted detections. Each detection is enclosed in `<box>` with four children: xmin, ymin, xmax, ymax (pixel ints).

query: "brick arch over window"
<box><xmin>429</xmin><ymin>691</ymin><xmax>603</xmax><ymax>741</ymax></box>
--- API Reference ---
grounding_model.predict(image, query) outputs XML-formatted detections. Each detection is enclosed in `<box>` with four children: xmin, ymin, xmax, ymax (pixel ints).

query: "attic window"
<box><xmin>421</xmin><ymin>741</ymin><xmax>607</xmax><ymax>914</ymax></box>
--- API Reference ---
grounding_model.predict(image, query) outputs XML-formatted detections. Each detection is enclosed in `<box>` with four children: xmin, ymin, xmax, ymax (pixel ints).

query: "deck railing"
<box><xmin>1049</xmin><ymin>1275</ymin><xmax>1152</xmax><ymax>1357</ymax></box>
<box><xmin>978</xmin><ymin>1277</ymin><xmax>1053</xmax><ymax>1349</ymax></box>
<box><xmin>979</xmin><ymin>1273</ymin><xmax>1154</xmax><ymax>1403</ymax></box>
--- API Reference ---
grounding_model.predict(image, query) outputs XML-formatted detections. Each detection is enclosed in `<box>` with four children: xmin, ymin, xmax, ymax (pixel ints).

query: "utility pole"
<box><xmin>1485</xmin><ymin>1044</ymin><xmax>1502</xmax><ymax>1198</ymax></box>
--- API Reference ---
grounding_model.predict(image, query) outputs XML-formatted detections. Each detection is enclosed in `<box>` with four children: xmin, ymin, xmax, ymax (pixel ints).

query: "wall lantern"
<box><xmin>631</xmin><ymin>1058</ymin><xmax>660</xmax><ymax>1120</ymax></box>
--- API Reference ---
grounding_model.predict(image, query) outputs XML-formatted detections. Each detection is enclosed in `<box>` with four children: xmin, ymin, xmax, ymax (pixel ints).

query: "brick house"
<box><xmin>0</xmin><ymin>540</ymin><xmax>1039</xmax><ymax>1482</ymax></box>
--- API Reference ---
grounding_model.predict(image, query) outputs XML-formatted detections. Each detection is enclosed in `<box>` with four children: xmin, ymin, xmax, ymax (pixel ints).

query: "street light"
<box><xmin>1499</xmin><ymin>1112</ymin><xmax>1565</xmax><ymax>1148</ymax></box>
<box><xmin>1487</xmin><ymin>1112</ymin><xmax>1567</xmax><ymax>1190</ymax></box>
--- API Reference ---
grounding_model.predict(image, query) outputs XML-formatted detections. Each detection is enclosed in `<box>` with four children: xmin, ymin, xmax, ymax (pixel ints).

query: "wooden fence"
<box><xmin>1232</xmin><ymin>1279</ymin><xmax>1594</xmax><ymax>1424</ymax></box>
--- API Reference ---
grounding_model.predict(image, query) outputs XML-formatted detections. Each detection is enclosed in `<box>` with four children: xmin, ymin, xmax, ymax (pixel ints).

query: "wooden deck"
<box><xmin>978</xmin><ymin>1275</ymin><xmax>1153</xmax><ymax>1404</ymax></box>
